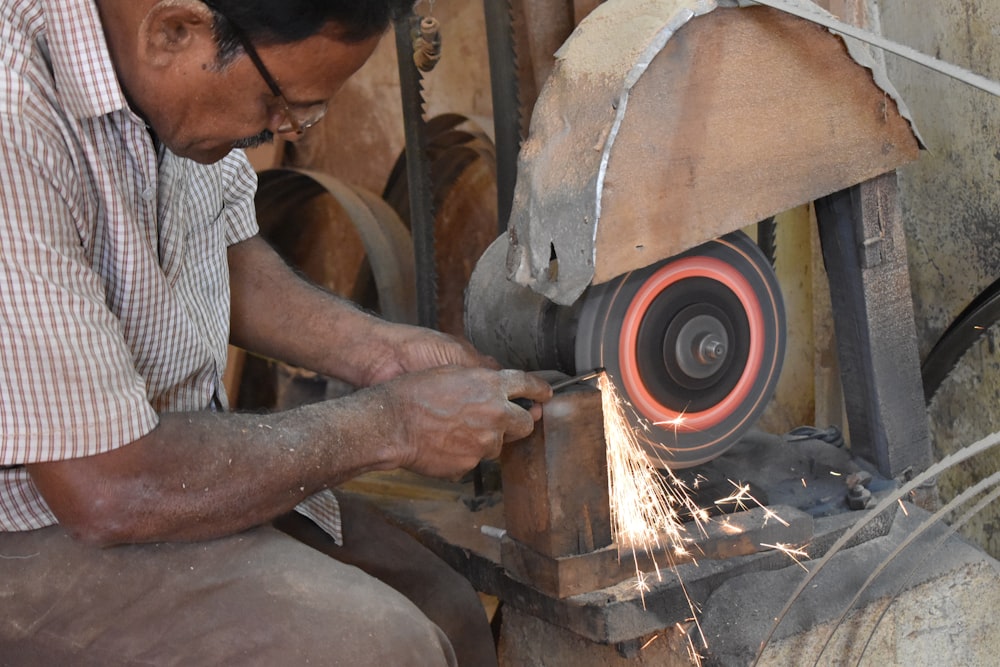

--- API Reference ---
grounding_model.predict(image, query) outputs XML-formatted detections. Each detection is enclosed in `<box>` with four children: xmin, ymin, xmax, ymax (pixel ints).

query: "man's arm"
<box><xmin>27</xmin><ymin>235</ymin><xmax>551</xmax><ymax>547</ymax></box>
<box><xmin>28</xmin><ymin>397</ymin><xmax>383</xmax><ymax>545</ymax></box>
<box><xmin>28</xmin><ymin>362</ymin><xmax>547</xmax><ymax>546</ymax></box>
<box><xmin>227</xmin><ymin>234</ymin><xmax>495</xmax><ymax>387</ymax></box>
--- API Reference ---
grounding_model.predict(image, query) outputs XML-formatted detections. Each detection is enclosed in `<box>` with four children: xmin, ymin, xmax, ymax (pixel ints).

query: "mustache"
<box><xmin>232</xmin><ymin>129</ymin><xmax>275</xmax><ymax>149</ymax></box>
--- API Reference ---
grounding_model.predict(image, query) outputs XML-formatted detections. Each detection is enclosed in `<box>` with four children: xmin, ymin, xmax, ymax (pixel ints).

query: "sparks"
<box><xmin>599</xmin><ymin>372</ymin><xmax>708</xmax><ymax>649</ymax></box>
<box><xmin>600</xmin><ymin>374</ymin><xmax>708</xmax><ymax>556</ymax></box>
<box><xmin>656</xmin><ymin>411</ymin><xmax>690</xmax><ymax>439</ymax></box>
<box><xmin>760</xmin><ymin>505</ymin><xmax>790</xmax><ymax>528</ymax></box>
<box><xmin>633</xmin><ymin>570</ymin><xmax>652</xmax><ymax>595</ymax></box>
<box><xmin>599</xmin><ymin>374</ymin><xmax>801</xmax><ymax>657</ymax></box>
<box><xmin>719</xmin><ymin>519</ymin><xmax>744</xmax><ymax>535</ymax></box>
<box><xmin>601</xmin><ymin>373</ymin><xmax>678</xmax><ymax>550</ymax></box>
<box><xmin>681</xmin><ymin>622</ymin><xmax>706</xmax><ymax>665</ymax></box>
<box><xmin>715</xmin><ymin>481</ymin><xmax>754</xmax><ymax>512</ymax></box>
<box><xmin>762</xmin><ymin>542</ymin><xmax>810</xmax><ymax>571</ymax></box>
<box><xmin>715</xmin><ymin>479</ymin><xmax>789</xmax><ymax>527</ymax></box>
<box><xmin>660</xmin><ymin>414</ymin><xmax>687</xmax><ymax>429</ymax></box>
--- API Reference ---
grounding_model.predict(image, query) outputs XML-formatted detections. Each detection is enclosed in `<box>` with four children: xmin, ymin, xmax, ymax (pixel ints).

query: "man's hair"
<box><xmin>207</xmin><ymin>0</ymin><xmax>413</xmax><ymax>62</ymax></box>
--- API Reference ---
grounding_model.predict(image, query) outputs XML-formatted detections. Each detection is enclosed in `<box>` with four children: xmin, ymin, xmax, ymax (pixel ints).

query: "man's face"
<box><xmin>144</xmin><ymin>25</ymin><xmax>380</xmax><ymax>164</ymax></box>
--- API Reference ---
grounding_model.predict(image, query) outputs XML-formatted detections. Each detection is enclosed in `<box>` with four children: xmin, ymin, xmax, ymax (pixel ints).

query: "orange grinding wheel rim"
<box><xmin>618</xmin><ymin>255</ymin><xmax>766</xmax><ymax>432</ymax></box>
<box><xmin>574</xmin><ymin>231</ymin><xmax>785</xmax><ymax>468</ymax></box>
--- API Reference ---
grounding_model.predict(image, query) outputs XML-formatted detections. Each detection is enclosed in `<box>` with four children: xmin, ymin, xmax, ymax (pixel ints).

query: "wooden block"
<box><xmin>500</xmin><ymin>386</ymin><xmax>613</xmax><ymax>558</ymax></box>
<box><xmin>592</xmin><ymin>5</ymin><xmax>921</xmax><ymax>284</ymax></box>
<box><xmin>501</xmin><ymin>505</ymin><xmax>814</xmax><ymax>598</ymax></box>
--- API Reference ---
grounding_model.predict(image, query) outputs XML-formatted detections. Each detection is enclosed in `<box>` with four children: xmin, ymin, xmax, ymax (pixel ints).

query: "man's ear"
<box><xmin>138</xmin><ymin>0</ymin><xmax>216</xmax><ymax>69</ymax></box>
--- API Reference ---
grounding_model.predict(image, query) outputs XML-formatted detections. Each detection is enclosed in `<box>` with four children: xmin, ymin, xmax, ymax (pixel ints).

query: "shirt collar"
<box><xmin>44</xmin><ymin>0</ymin><xmax>129</xmax><ymax>119</ymax></box>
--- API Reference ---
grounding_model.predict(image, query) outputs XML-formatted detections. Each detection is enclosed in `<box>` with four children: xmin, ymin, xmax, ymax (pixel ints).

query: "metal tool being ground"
<box><xmin>511</xmin><ymin>368</ymin><xmax>604</xmax><ymax>409</ymax></box>
<box><xmin>547</xmin><ymin>368</ymin><xmax>604</xmax><ymax>392</ymax></box>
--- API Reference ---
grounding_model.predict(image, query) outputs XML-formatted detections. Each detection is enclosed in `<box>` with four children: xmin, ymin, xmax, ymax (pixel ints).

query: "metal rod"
<box><xmin>549</xmin><ymin>368</ymin><xmax>605</xmax><ymax>392</ymax></box>
<box><xmin>511</xmin><ymin>369</ymin><xmax>604</xmax><ymax>409</ymax></box>
<box><xmin>748</xmin><ymin>0</ymin><xmax>1000</xmax><ymax>98</ymax></box>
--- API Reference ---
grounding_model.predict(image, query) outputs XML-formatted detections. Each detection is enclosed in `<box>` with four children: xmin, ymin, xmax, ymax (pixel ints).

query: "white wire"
<box><xmin>747</xmin><ymin>0</ymin><xmax>1000</xmax><ymax>98</ymax></box>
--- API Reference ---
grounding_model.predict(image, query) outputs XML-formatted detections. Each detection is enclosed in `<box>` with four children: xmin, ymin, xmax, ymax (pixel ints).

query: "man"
<box><xmin>0</xmin><ymin>0</ymin><xmax>552</xmax><ymax>664</ymax></box>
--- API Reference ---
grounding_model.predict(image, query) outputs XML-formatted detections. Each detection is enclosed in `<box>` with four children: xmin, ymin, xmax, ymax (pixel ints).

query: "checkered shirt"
<box><xmin>0</xmin><ymin>0</ymin><xmax>262</xmax><ymax>530</ymax></box>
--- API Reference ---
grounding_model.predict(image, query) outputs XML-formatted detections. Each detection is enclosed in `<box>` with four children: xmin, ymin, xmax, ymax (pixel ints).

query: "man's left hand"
<box><xmin>359</xmin><ymin>322</ymin><xmax>500</xmax><ymax>386</ymax></box>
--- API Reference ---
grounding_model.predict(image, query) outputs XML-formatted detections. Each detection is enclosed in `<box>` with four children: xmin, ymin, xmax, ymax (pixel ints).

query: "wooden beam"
<box><xmin>815</xmin><ymin>172</ymin><xmax>932</xmax><ymax>477</ymax></box>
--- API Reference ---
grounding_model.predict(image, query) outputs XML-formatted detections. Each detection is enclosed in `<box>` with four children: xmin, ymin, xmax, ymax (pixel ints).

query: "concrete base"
<box><xmin>702</xmin><ymin>507</ymin><xmax>1000</xmax><ymax>666</ymax></box>
<box><xmin>497</xmin><ymin>505</ymin><xmax>1000</xmax><ymax>666</ymax></box>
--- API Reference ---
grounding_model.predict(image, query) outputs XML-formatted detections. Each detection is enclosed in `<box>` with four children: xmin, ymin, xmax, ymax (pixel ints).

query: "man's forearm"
<box><xmin>228</xmin><ymin>234</ymin><xmax>390</xmax><ymax>386</ymax></box>
<box><xmin>27</xmin><ymin>390</ymin><xmax>398</xmax><ymax>546</ymax></box>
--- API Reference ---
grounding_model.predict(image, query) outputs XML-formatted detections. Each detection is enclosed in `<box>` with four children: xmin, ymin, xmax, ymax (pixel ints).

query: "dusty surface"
<box><xmin>700</xmin><ymin>508</ymin><xmax>1000</xmax><ymax>666</ymax></box>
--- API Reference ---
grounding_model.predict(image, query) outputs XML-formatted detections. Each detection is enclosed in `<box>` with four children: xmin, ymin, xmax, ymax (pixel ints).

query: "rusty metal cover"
<box><xmin>506</xmin><ymin>0</ymin><xmax>921</xmax><ymax>306</ymax></box>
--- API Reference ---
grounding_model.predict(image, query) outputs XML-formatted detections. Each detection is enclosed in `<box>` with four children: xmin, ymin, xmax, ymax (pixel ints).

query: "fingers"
<box><xmin>398</xmin><ymin>328</ymin><xmax>501</xmax><ymax>373</ymax></box>
<box><xmin>499</xmin><ymin>368</ymin><xmax>554</xmax><ymax>406</ymax></box>
<box><xmin>382</xmin><ymin>366</ymin><xmax>551</xmax><ymax>478</ymax></box>
<box><xmin>454</xmin><ymin>339</ymin><xmax>501</xmax><ymax>371</ymax></box>
<box><xmin>478</xmin><ymin>353</ymin><xmax>502</xmax><ymax>371</ymax></box>
<box><xmin>482</xmin><ymin>430</ymin><xmax>506</xmax><ymax>462</ymax></box>
<box><xmin>502</xmin><ymin>414</ymin><xmax>535</xmax><ymax>443</ymax></box>
<box><xmin>501</xmin><ymin>396</ymin><xmax>536</xmax><ymax>443</ymax></box>
<box><xmin>498</xmin><ymin>368</ymin><xmax>551</xmax><ymax>442</ymax></box>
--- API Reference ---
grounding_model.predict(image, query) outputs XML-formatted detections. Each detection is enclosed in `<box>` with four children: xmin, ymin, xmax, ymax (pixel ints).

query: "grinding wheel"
<box><xmin>575</xmin><ymin>230</ymin><xmax>785</xmax><ymax>468</ymax></box>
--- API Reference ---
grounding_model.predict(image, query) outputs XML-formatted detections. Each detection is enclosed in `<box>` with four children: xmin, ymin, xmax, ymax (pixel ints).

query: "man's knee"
<box><xmin>277</xmin><ymin>501</ymin><xmax>496</xmax><ymax>666</ymax></box>
<box><xmin>260</xmin><ymin>539</ymin><xmax>459</xmax><ymax>666</ymax></box>
<box><xmin>0</xmin><ymin>526</ymin><xmax>457</xmax><ymax>666</ymax></box>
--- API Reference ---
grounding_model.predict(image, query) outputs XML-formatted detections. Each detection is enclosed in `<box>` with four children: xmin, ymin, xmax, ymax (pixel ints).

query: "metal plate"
<box><xmin>575</xmin><ymin>231</ymin><xmax>785</xmax><ymax>468</ymax></box>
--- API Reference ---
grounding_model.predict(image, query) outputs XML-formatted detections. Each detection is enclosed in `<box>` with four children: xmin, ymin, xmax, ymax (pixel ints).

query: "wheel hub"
<box><xmin>673</xmin><ymin>311</ymin><xmax>730</xmax><ymax>380</ymax></box>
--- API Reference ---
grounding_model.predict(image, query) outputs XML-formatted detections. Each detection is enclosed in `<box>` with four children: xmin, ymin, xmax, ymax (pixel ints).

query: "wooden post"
<box><xmin>815</xmin><ymin>172</ymin><xmax>932</xmax><ymax>477</ymax></box>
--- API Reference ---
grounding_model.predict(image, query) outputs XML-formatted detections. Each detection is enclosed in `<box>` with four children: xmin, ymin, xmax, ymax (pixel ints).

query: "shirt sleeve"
<box><xmin>294</xmin><ymin>489</ymin><xmax>344</xmax><ymax>546</ymax></box>
<box><xmin>0</xmin><ymin>114</ymin><xmax>158</xmax><ymax>466</ymax></box>
<box><xmin>222</xmin><ymin>150</ymin><xmax>260</xmax><ymax>247</ymax></box>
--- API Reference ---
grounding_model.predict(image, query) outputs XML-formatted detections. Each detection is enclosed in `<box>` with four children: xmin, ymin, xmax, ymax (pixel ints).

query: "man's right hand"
<box><xmin>362</xmin><ymin>366</ymin><xmax>552</xmax><ymax>480</ymax></box>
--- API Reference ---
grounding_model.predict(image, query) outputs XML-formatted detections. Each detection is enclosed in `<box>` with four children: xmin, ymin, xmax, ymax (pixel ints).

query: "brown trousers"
<box><xmin>0</xmin><ymin>497</ymin><xmax>496</xmax><ymax>667</ymax></box>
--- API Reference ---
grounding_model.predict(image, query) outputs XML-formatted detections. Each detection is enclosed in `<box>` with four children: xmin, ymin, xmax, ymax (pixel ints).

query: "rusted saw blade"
<box><xmin>393</xmin><ymin>11</ymin><xmax>439</xmax><ymax>329</ymax></box>
<box><xmin>483</xmin><ymin>0</ymin><xmax>522</xmax><ymax>234</ymax></box>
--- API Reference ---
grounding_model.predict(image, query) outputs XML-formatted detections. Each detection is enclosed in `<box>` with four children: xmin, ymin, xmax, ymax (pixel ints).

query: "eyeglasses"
<box><xmin>201</xmin><ymin>1</ymin><xmax>328</xmax><ymax>135</ymax></box>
